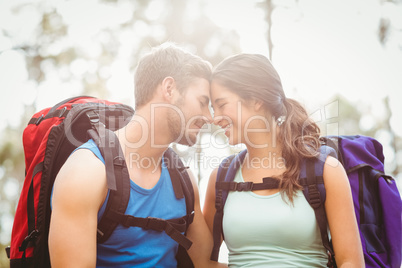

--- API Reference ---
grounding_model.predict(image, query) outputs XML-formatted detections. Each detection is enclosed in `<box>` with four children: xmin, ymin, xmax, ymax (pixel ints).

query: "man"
<box><xmin>49</xmin><ymin>43</ymin><xmax>226</xmax><ymax>267</ymax></box>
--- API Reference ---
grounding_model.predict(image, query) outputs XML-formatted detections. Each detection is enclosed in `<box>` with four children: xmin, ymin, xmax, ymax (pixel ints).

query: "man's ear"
<box><xmin>161</xmin><ymin>76</ymin><xmax>176</xmax><ymax>101</ymax></box>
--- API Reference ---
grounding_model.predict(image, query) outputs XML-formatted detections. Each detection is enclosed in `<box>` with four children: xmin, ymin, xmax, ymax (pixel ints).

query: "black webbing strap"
<box><xmin>28</xmin><ymin>107</ymin><xmax>70</xmax><ymax>125</ymax></box>
<box><xmin>211</xmin><ymin>188</ymin><xmax>223</xmax><ymax>261</ymax></box>
<box><xmin>164</xmin><ymin>148</ymin><xmax>195</xmax><ymax>229</ymax></box>
<box><xmin>216</xmin><ymin>177</ymin><xmax>280</xmax><ymax>192</ymax></box>
<box><xmin>97</xmin><ymin>132</ymin><xmax>131</xmax><ymax>243</ymax></box>
<box><xmin>86</xmin><ymin>111</ymin><xmax>117</xmax><ymax>191</ymax></box>
<box><xmin>87</xmin><ymin>111</ymin><xmax>194</xmax><ymax>248</ymax></box>
<box><xmin>19</xmin><ymin>162</ymin><xmax>43</xmax><ymax>260</ymax></box>
<box><xmin>347</xmin><ymin>163</ymin><xmax>395</xmax><ymax>182</ymax></box>
<box><xmin>165</xmin><ymin>148</ymin><xmax>195</xmax><ymax>267</ymax></box>
<box><xmin>29</xmin><ymin>96</ymin><xmax>92</xmax><ymax>125</ymax></box>
<box><xmin>176</xmin><ymin>164</ymin><xmax>195</xmax><ymax>226</ymax></box>
<box><xmin>5</xmin><ymin>246</ymin><xmax>10</xmax><ymax>259</ymax></box>
<box><xmin>163</xmin><ymin>148</ymin><xmax>195</xmax><ymax>249</ymax></box>
<box><xmin>165</xmin><ymin>148</ymin><xmax>185</xmax><ymax>199</ymax></box>
<box><xmin>370</xmin><ymin>168</ymin><xmax>394</xmax><ymax>181</ymax></box>
<box><xmin>211</xmin><ymin>154</ymin><xmax>236</xmax><ymax>261</ymax></box>
<box><xmin>86</xmin><ymin>110</ymin><xmax>131</xmax><ymax>243</ymax></box>
<box><xmin>27</xmin><ymin>163</ymin><xmax>43</xmax><ymax>236</ymax></box>
<box><xmin>107</xmin><ymin>210</ymin><xmax>193</xmax><ymax>250</ymax></box>
<box><xmin>305</xmin><ymin>158</ymin><xmax>336</xmax><ymax>268</ymax></box>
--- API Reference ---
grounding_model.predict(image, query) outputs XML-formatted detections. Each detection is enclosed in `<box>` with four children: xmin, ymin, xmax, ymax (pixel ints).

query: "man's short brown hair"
<box><xmin>134</xmin><ymin>43</ymin><xmax>212</xmax><ymax>108</ymax></box>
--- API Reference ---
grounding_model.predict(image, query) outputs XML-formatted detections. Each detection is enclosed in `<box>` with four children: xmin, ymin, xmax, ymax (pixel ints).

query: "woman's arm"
<box><xmin>324</xmin><ymin>156</ymin><xmax>365</xmax><ymax>267</ymax></box>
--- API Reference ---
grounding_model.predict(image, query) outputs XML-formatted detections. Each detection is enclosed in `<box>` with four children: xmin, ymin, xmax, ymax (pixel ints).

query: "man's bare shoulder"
<box><xmin>49</xmin><ymin>148</ymin><xmax>106</xmax><ymax>266</ymax></box>
<box><xmin>53</xmin><ymin>148</ymin><xmax>107</xmax><ymax>210</ymax></box>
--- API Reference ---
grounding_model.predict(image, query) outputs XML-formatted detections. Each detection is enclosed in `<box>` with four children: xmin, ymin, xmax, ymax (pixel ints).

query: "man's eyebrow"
<box><xmin>199</xmin><ymin>95</ymin><xmax>210</xmax><ymax>104</ymax></box>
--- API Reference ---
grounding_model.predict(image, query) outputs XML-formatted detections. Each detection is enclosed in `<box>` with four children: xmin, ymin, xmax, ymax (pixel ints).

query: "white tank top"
<box><xmin>222</xmin><ymin>167</ymin><xmax>328</xmax><ymax>267</ymax></box>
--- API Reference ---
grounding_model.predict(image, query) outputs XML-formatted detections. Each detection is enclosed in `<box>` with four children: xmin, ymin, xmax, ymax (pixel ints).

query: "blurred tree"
<box><xmin>317</xmin><ymin>94</ymin><xmax>401</xmax><ymax>179</ymax></box>
<box><xmin>257</xmin><ymin>0</ymin><xmax>274</xmax><ymax>60</ymax></box>
<box><xmin>377</xmin><ymin>0</ymin><xmax>402</xmax><ymax>181</ymax></box>
<box><xmin>0</xmin><ymin>108</ymin><xmax>31</xmax><ymax>268</ymax></box>
<box><xmin>257</xmin><ymin>0</ymin><xmax>402</xmax><ymax>184</ymax></box>
<box><xmin>378</xmin><ymin>0</ymin><xmax>402</xmax><ymax>46</ymax></box>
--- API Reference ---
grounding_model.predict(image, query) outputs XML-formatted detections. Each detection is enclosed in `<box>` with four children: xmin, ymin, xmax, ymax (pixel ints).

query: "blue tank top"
<box><xmin>75</xmin><ymin>140</ymin><xmax>187</xmax><ymax>267</ymax></box>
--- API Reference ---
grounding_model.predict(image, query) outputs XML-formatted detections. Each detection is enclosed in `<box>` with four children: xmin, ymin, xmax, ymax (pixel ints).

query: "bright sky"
<box><xmin>1</xmin><ymin>0</ymin><xmax>401</xmax><ymax>129</ymax></box>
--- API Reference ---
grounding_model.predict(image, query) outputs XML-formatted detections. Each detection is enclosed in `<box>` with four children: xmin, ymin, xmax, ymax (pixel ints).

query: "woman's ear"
<box><xmin>253</xmin><ymin>99</ymin><xmax>264</xmax><ymax>111</ymax></box>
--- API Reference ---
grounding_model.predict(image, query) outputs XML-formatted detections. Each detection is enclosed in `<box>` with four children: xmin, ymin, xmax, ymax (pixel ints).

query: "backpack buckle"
<box><xmin>327</xmin><ymin>250</ymin><xmax>336</xmax><ymax>268</ymax></box>
<box><xmin>236</xmin><ymin>181</ymin><xmax>253</xmax><ymax>191</ymax></box>
<box><xmin>86</xmin><ymin>111</ymin><xmax>100</xmax><ymax>124</ymax></box>
<box><xmin>35</xmin><ymin>114</ymin><xmax>44</xmax><ymax>125</ymax></box>
<box><xmin>145</xmin><ymin>217</ymin><xmax>166</xmax><ymax>232</ymax></box>
<box><xmin>215</xmin><ymin>191</ymin><xmax>223</xmax><ymax>210</ymax></box>
<box><xmin>58</xmin><ymin>106</ymin><xmax>68</xmax><ymax>118</ymax></box>
<box><xmin>19</xmin><ymin>229</ymin><xmax>39</xmax><ymax>252</ymax></box>
<box><xmin>5</xmin><ymin>246</ymin><xmax>10</xmax><ymax>259</ymax></box>
<box><xmin>307</xmin><ymin>184</ymin><xmax>322</xmax><ymax>209</ymax></box>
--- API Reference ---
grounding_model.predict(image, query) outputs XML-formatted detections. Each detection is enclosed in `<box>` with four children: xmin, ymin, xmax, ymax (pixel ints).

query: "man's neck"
<box><xmin>116</xmin><ymin>105</ymin><xmax>175</xmax><ymax>170</ymax></box>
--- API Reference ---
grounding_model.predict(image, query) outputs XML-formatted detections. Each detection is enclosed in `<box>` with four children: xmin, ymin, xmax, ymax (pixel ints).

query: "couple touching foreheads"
<box><xmin>49</xmin><ymin>43</ymin><xmax>364</xmax><ymax>267</ymax></box>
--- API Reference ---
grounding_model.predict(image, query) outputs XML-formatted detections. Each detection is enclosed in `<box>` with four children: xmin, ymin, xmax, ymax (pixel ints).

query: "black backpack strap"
<box><xmin>164</xmin><ymin>148</ymin><xmax>195</xmax><ymax>248</ymax></box>
<box><xmin>86</xmin><ymin>111</ymin><xmax>131</xmax><ymax>243</ymax></box>
<box><xmin>164</xmin><ymin>148</ymin><xmax>195</xmax><ymax>220</ymax></box>
<box><xmin>216</xmin><ymin>177</ymin><xmax>280</xmax><ymax>192</ymax></box>
<box><xmin>301</xmin><ymin>157</ymin><xmax>336</xmax><ymax>268</ymax></box>
<box><xmin>164</xmin><ymin>148</ymin><xmax>195</xmax><ymax>268</ymax></box>
<box><xmin>105</xmin><ymin>210</ymin><xmax>193</xmax><ymax>250</ymax></box>
<box><xmin>88</xmin><ymin>116</ymin><xmax>195</xmax><ymax>249</ymax></box>
<box><xmin>28</xmin><ymin>96</ymin><xmax>91</xmax><ymax>125</ymax></box>
<box><xmin>211</xmin><ymin>150</ymin><xmax>246</xmax><ymax>261</ymax></box>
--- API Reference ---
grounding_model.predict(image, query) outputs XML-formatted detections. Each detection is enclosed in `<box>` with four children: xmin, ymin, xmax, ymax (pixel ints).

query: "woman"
<box><xmin>203</xmin><ymin>54</ymin><xmax>364</xmax><ymax>267</ymax></box>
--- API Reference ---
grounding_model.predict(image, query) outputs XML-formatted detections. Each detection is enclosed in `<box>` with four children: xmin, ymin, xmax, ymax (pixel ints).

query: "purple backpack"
<box><xmin>212</xmin><ymin>135</ymin><xmax>402</xmax><ymax>268</ymax></box>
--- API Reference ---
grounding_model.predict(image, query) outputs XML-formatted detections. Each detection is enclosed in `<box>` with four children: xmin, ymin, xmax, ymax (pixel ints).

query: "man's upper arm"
<box><xmin>48</xmin><ymin>149</ymin><xmax>107</xmax><ymax>267</ymax></box>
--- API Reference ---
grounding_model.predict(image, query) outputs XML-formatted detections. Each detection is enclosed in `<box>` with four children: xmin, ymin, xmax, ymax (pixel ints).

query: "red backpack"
<box><xmin>6</xmin><ymin>96</ymin><xmax>195</xmax><ymax>267</ymax></box>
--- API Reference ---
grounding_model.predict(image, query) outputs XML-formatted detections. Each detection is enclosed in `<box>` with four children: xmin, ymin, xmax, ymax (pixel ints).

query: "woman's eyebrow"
<box><xmin>214</xmin><ymin>98</ymin><xmax>225</xmax><ymax>104</ymax></box>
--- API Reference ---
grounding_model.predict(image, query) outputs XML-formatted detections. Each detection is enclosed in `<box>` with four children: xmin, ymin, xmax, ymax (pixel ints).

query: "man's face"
<box><xmin>168</xmin><ymin>78</ymin><xmax>212</xmax><ymax>146</ymax></box>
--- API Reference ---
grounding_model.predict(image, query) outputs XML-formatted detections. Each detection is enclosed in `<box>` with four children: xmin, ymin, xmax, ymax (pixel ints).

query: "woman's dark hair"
<box><xmin>212</xmin><ymin>54</ymin><xmax>321</xmax><ymax>203</ymax></box>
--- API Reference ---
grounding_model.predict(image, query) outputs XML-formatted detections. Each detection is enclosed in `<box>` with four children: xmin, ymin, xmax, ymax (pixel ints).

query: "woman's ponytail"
<box><xmin>278</xmin><ymin>98</ymin><xmax>321</xmax><ymax>203</ymax></box>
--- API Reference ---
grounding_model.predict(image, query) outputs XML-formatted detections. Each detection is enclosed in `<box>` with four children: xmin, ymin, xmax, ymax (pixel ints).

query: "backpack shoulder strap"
<box><xmin>164</xmin><ymin>148</ymin><xmax>195</xmax><ymax>268</ymax></box>
<box><xmin>164</xmin><ymin>148</ymin><xmax>195</xmax><ymax>227</ymax></box>
<box><xmin>300</xmin><ymin>144</ymin><xmax>337</xmax><ymax>267</ymax></box>
<box><xmin>211</xmin><ymin>149</ymin><xmax>246</xmax><ymax>261</ymax></box>
<box><xmin>87</xmin><ymin>118</ymin><xmax>131</xmax><ymax>243</ymax></box>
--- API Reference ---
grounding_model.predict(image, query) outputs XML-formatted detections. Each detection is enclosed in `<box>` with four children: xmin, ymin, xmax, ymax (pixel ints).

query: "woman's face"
<box><xmin>211</xmin><ymin>81</ymin><xmax>267</xmax><ymax>146</ymax></box>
